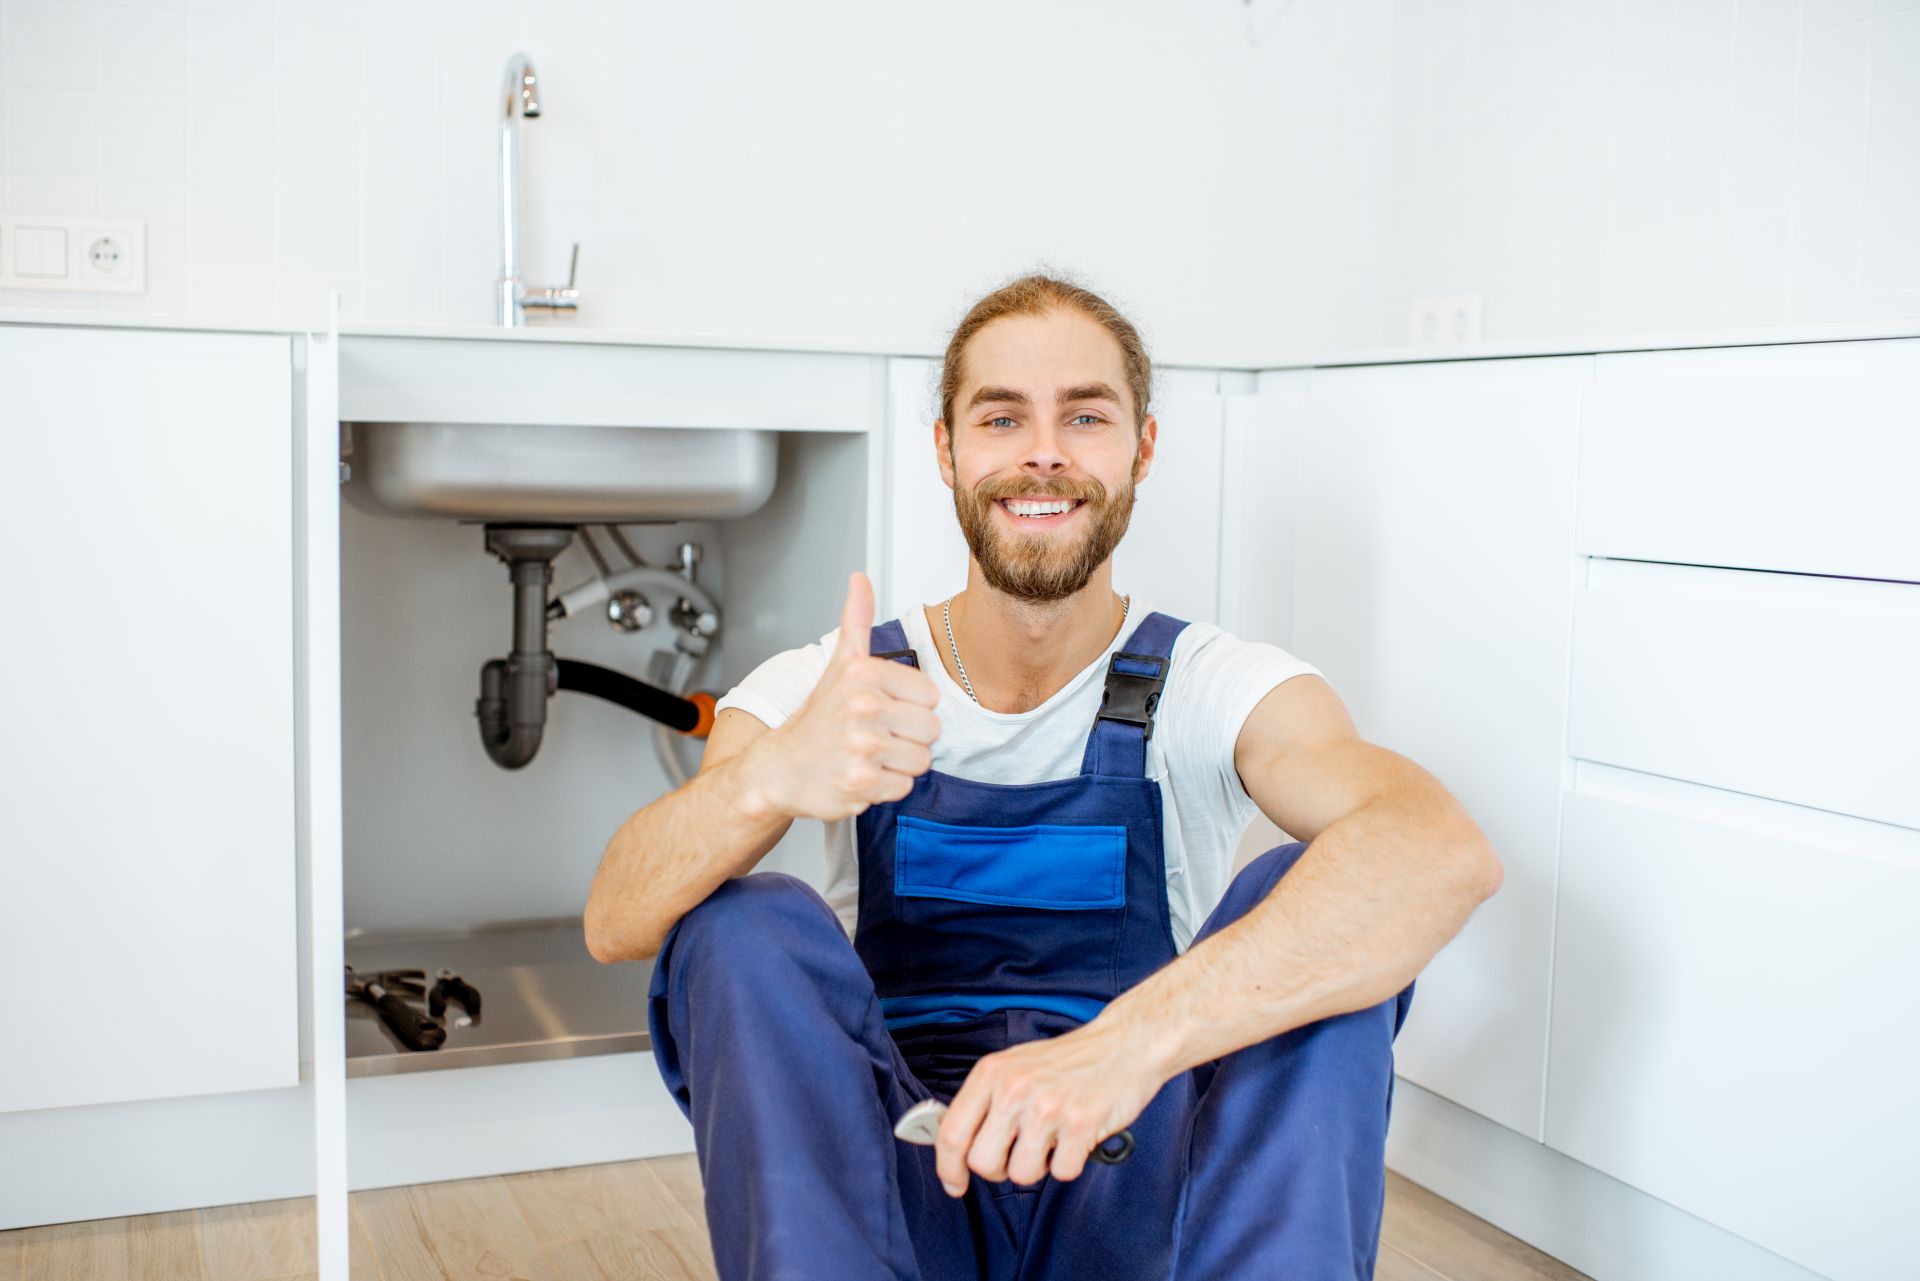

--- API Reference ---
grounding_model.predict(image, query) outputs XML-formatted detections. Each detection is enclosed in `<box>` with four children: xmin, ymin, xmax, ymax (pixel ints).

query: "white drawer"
<box><xmin>1578</xmin><ymin>338</ymin><xmax>1920</xmax><ymax>583</ymax></box>
<box><xmin>1568</xmin><ymin>557</ymin><xmax>1920</xmax><ymax>829</ymax></box>
<box><xmin>1546</xmin><ymin>763</ymin><xmax>1920</xmax><ymax>1281</ymax></box>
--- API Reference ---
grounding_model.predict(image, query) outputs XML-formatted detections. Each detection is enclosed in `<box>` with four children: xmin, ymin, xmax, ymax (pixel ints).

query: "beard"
<box><xmin>951</xmin><ymin>449</ymin><xmax>1140</xmax><ymax>603</ymax></box>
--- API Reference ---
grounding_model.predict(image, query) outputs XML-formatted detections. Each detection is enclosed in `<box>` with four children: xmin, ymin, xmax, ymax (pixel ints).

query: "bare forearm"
<box><xmin>1092</xmin><ymin>796</ymin><xmax>1499</xmax><ymax>1084</ymax></box>
<box><xmin>583</xmin><ymin>731</ymin><xmax>791</xmax><ymax>963</ymax></box>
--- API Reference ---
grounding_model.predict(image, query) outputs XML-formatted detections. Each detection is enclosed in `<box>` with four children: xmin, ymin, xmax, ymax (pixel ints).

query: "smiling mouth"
<box><xmin>995</xmin><ymin>497</ymin><xmax>1087</xmax><ymax>524</ymax></box>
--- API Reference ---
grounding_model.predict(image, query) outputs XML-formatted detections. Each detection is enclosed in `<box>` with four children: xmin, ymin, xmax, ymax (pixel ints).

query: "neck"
<box><xmin>934</xmin><ymin>563</ymin><xmax>1129</xmax><ymax>713</ymax></box>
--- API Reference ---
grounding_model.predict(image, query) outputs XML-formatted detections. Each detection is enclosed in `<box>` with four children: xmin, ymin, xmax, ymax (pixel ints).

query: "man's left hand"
<box><xmin>933</xmin><ymin>1020</ymin><xmax>1165</xmax><ymax>1195</ymax></box>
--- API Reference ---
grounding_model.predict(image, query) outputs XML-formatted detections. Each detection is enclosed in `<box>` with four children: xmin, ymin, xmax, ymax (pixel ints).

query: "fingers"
<box><xmin>833</xmin><ymin>571</ymin><xmax>873</xmax><ymax>665</ymax></box>
<box><xmin>935</xmin><ymin>1079</ymin><xmax>991</xmax><ymax>1197</ymax></box>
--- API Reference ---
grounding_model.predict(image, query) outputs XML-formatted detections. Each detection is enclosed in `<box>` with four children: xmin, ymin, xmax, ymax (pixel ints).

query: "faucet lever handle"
<box><xmin>565</xmin><ymin>242</ymin><xmax>579</xmax><ymax>289</ymax></box>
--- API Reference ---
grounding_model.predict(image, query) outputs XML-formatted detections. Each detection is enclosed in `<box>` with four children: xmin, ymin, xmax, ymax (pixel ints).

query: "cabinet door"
<box><xmin>881</xmin><ymin>358</ymin><xmax>1224</xmax><ymax>622</ymax></box>
<box><xmin>1547</xmin><ymin>763</ymin><xmax>1920</xmax><ymax>1281</ymax></box>
<box><xmin>0</xmin><ymin>325</ymin><xmax>299</xmax><ymax>1113</ymax></box>
<box><xmin>1265</xmin><ymin>357</ymin><xmax>1588</xmax><ymax>1139</ymax></box>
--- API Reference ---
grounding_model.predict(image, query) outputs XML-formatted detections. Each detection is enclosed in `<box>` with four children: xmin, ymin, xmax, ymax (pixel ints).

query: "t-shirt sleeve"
<box><xmin>711</xmin><ymin>625</ymin><xmax>841</xmax><ymax>731</ymax></box>
<box><xmin>1169</xmin><ymin>625</ymin><xmax>1324</xmax><ymax>815</ymax></box>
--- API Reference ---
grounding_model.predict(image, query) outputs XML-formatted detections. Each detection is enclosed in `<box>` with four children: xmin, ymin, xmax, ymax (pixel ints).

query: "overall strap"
<box><xmin>1080</xmin><ymin>611</ymin><xmax>1189</xmax><ymax>778</ymax></box>
<box><xmin>867</xmin><ymin>618</ymin><xmax>919</xmax><ymax>667</ymax></box>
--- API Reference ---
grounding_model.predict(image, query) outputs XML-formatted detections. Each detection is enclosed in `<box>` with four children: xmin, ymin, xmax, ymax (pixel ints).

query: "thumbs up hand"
<box><xmin>760</xmin><ymin>572</ymin><xmax>942</xmax><ymax>822</ymax></box>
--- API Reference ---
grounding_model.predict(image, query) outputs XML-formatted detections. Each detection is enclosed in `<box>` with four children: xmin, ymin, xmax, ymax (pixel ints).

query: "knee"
<box><xmin>668</xmin><ymin>872</ymin><xmax>844</xmax><ymax>959</ymax></box>
<box><xmin>1193</xmin><ymin>841</ymin><xmax>1311</xmax><ymax>940</ymax></box>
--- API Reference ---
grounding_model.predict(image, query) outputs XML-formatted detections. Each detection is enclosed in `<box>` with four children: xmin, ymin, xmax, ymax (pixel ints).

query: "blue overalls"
<box><xmin>647</xmin><ymin>610</ymin><xmax>1416</xmax><ymax>1280</ymax></box>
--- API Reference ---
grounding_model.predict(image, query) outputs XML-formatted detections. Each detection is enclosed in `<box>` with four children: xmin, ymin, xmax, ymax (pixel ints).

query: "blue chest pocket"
<box><xmin>894</xmin><ymin>814</ymin><xmax>1128</xmax><ymax>911</ymax></box>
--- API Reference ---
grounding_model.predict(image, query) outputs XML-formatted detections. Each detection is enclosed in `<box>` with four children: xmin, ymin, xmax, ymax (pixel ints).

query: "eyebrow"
<box><xmin>966</xmin><ymin>382</ymin><xmax>1123</xmax><ymax>412</ymax></box>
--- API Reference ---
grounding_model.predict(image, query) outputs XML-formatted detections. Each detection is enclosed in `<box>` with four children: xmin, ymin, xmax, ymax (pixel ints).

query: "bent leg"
<box><xmin>646</xmin><ymin>872</ymin><xmax>982</xmax><ymax>1281</ymax></box>
<box><xmin>1171</xmin><ymin>842</ymin><xmax>1416</xmax><ymax>1281</ymax></box>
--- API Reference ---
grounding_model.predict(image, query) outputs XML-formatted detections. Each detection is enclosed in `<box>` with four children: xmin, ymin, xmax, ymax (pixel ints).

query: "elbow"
<box><xmin>1468</xmin><ymin>841</ymin><xmax>1504</xmax><ymax>901</ymax></box>
<box><xmin>583</xmin><ymin>901</ymin><xmax>657</xmax><ymax>966</ymax></box>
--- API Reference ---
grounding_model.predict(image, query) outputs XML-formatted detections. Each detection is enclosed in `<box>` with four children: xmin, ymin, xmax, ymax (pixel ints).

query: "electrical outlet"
<box><xmin>0</xmin><ymin>216</ymin><xmax>145</xmax><ymax>293</ymax></box>
<box><xmin>1410</xmin><ymin>293</ymin><xmax>1483</xmax><ymax>345</ymax></box>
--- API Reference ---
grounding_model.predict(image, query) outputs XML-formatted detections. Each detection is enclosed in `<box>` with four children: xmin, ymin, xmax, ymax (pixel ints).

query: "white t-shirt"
<box><xmin>712</xmin><ymin>600</ymin><xmax>1323</xmax><ymax>954</ymax></box>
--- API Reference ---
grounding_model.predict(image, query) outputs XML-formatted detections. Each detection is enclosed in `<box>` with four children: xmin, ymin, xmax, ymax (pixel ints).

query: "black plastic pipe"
<box><xmin>556</xmin><ymin>659</ymin><xmax>701</xmax><ymax>733</ymax></box>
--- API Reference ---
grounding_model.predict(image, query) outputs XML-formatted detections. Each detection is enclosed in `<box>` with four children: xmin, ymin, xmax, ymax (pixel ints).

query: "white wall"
<box><xmin>0</xmin><ymin>0</ymin><xmax>1286</xmax><ymax>359</ymax></box>
<box><xmin>1356</xmin><ymin>0</ymin><xmax>1920</xmax><ymax>346</ymax></box>
<box><xmin>1</xmin><ymin>0</ymin><xmax>1913</xmax><ymax>355</ymax></box>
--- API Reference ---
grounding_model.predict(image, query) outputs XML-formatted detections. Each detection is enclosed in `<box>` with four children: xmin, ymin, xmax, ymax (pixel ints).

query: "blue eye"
<box><xmin>1072</xmin><ymin>414</ymin><xmax>1101</xmax><ymax>425</ymax></box>
<box><xmin>988</xmin><ymin>416</ymin><xmax>1015</xmax><ymax>428</ymax></box>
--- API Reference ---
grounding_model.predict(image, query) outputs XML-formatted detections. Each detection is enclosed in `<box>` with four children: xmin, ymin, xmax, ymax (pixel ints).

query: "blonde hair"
<box><xmin>938</xmin><ymin>270</ymin><xmax>1152</xmax><ymax>437</ymax></box>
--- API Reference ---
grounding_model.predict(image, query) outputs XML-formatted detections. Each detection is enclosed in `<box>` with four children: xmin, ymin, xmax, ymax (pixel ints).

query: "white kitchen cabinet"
<box><xmin>0</xmin><ymin>325</ymin><xmax>301</xmax><ymax>1114</ymax></box>
<box><xmin>1579</xmin><ymin>338</ymin><xmax>1920</xmax><ymax>583</ymax></box>
<box><xmin>881</xmin><ymin>357</ymin><xmax>1226</xmax><ymax>624</ymax></box>
<box><xmin>1569</xmin><ymin>558</ymin><xmax>1920</xmax><ymax>829</ymax></box>
<box><xmin>1260</xmin><ymin>356</ymin><xmax>1589</xmax><ymax>1140</ymax></box>
<box><xmin>1545</xmin><ymin>762</ymin><xmax>1920</xmax><ymax>1281</ymax></box>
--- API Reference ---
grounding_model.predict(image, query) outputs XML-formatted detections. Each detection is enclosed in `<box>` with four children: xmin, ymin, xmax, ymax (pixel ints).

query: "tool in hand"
<box><xmin>892</xmin><ymin>1098</ymin><xmax>1135</xmax><ymax>1164</ymax></box>
<box><xmin>344</xmin><ymin>965</ymin><xmax>446</xmax><ymax>1052</ymax></box>
<box><xmin>428</xmin><ymin>967</ymin><xmax>483</xmax><ymax>1028</ymax></box>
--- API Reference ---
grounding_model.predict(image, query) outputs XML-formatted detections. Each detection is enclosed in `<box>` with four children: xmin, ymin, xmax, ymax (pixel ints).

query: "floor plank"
<box><xmin>402</xmin><ymin>1177</ymin><xmax>559</xmax><ymax>1281</ymax></box>
<box><xmin>18</xmin><ymin>1217</ymin><xmax>131</xmax><ymax>1281</ymax></box>
<box><xmin>541</xmin><ymin>1228</ymin><xmax>716</xmax><ymax>1281</ymax></box>
<box><xmin>1375</xmin><ymin>1241</ymin><xmax>1450</xmax><ymax>1281</ymax></box>
<box><xmin>127</xmin><ymin>1211</ymin><xmax>204</xmax><ymax>1281</ymax></box>
<box><xmin>643</xmin><ymin>1154</ymin><xmax>709</xmax><ymax>1231</ymax></box>
<box><xmin>1381</xmin><ymin>1169</ymin><xmax>1590</xmax><ymax>1280</ymax></box>
<box><xmin>351</xmin><ymin>1187</ymin><xmax>443</xmax><ymax>1281</ymax></box>
<box><xmin>198</xmin><ymin>1197</ymin><xmax>316</xmax><ymax>1281</ymax></box>
<box><xmin>502</xmin><ymin>1161</ymin><xmax>688</xmax><ymax>1244</ymax></box>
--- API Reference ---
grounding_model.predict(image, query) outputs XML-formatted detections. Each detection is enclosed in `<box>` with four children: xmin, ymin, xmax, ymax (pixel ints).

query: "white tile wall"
<box><xmin>0</xmin><ymin>0</ymin><xmax>1914</xmax><ymax>353</ymax></box>
<box><xmin>1366</xmin><ymin>0</ymin><xmax>1920</xmax><ymax>346</ymax></box>
<box><xmin>0</xmin><ymin>0</ymin><xmax>1279</xmax><ymax>358</ymax></box>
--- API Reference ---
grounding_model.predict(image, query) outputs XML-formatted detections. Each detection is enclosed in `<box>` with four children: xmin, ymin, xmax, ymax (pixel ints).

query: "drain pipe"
<box><xmin>475</xmin><ymin>526</ymin><xmax>573</xmax><ymax>770</ymax></box>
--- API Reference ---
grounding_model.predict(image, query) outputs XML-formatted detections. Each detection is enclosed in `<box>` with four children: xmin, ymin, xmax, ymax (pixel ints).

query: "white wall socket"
<box><xmin>0</xmin><ymin>216</ymin><xmax>146</xmax><ymax>294</ymax></box>
<box><xmin>1410</xmin><ymin>293</ymin><xmax>1483</xmax><ymax>345</ymax></box>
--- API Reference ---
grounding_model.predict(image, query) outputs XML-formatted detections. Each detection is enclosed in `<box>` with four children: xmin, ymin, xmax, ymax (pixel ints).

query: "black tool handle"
<box><xmin>373</xmin><ymin>989</ymin><xmax>445</xmax><ymax>1051</ymax></box>
<box><xmin>1089</xmin><ymin>1128</ymin><xmax>1135</xmax><ymax>1164</ymax></box>
<box><xmin>429</xmin><ymin>973</ymin><xmax>483</xmax><ymax>1021</ymax></box>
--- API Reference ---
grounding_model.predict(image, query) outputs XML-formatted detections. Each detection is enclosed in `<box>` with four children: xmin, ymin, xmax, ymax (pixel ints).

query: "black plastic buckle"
<box><xmin>1096</xmin><ymin>651</ymin><xmax>1168</xmax><ymax>741</ymax></box>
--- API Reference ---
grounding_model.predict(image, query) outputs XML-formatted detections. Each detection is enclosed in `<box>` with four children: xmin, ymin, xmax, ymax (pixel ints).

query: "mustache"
<box><xmin>975</xmin><ymin>478</ymin><xmax>1106</xmax><ymax>503</ymax></box>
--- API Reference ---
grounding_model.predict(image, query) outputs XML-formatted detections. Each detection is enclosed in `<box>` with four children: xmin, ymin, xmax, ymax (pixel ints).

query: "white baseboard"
<box><xmin>0</xmin><ymin>1083</ymin><xmax>315</xmax><ymax>1229</ymax></box>
<box><xmin>346</xmin><ymin>1052</ymin><xmax>694</xmax><ymax>1190</ymax></box>
<box><xmin>1386</xmin><ymin>1077</ymin><xmax>1825</xmax><ymax>1281</ymax></box>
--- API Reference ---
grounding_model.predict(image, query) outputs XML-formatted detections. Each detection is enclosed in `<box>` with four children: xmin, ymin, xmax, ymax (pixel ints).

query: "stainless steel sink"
<box><xmin>341</xmin><ymin>421</ymin><xmax>779</xmax><ymax>522</ymax></box>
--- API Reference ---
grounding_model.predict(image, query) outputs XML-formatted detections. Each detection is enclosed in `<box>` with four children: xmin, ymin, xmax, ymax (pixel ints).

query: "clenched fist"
<box><xmin>761</xmin><ymin>571</ymin><xmax>942</xmax><ymax>822</ymax></box>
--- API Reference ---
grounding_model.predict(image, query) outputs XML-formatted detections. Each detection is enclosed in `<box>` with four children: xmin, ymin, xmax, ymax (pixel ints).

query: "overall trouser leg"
<box><xmin>1005</xmin><ymin>841</ymin><xmax>1415</xmax><ymax>1281</ymax></box>
<box><xmin>646</xmin><ymin>873</ymin><xmax>988</xmax><ymax>1281</ymax></box>
<box><xmin>1170</xmin><ymin>840</ymin><xmax>1415</xmax><ymax>1281</ymax></box>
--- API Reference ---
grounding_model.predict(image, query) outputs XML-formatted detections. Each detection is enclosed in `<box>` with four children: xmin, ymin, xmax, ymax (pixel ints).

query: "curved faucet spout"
<box><xmin>502</xmin><ymin>51</ymin><xmax>540</xmax><ymax>119</ymax></box>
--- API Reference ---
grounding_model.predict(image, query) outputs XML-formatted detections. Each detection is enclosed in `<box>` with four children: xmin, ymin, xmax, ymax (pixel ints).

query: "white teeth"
<box><xmin>1004</xmin><ymin>499</ymin><xmax>1076</xmax><ymax>517</ymax></box>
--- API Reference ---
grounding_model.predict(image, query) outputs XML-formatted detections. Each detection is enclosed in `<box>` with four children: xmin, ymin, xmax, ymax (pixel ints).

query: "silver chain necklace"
<box><xmin>943</xmin><ymin>592</ymin><xmax>1130</xmax><ymax>705</ymax></box>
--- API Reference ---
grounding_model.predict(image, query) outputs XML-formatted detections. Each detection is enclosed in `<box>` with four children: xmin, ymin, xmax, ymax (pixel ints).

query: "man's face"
<box><xmin>937</xmin><ymin>308</ymin><xmax>1157</xmax><ymax>602</ymax></box>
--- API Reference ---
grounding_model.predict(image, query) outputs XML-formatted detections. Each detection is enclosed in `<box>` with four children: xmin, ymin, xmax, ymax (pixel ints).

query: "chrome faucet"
<box><xmin>497</xmin><ymin>51</ymin><xmax>579</xmax><ymax>326</ymax></box>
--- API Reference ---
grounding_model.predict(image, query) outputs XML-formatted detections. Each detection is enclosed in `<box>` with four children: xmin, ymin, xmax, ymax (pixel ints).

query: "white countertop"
<box><xmin>2</xmin><ymin>306</ymin><xmax>1915</xmax><ymax>371</ymax></box>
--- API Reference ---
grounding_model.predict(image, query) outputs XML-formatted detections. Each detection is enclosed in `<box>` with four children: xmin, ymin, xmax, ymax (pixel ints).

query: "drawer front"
<box><xmin>1546</xmin><ymin>764</ymin><xmax>1920</xmax><ymax>1281</ymax></box>
<box><xmin>1578</xmin><ymin>338</ymin><xmax>1920</xmax><ymax>583</ymax></box>
<box><xmin>1568</xmin><ymin>557</ymin><xmax>1920</xmax><ymax>829</ymax></box>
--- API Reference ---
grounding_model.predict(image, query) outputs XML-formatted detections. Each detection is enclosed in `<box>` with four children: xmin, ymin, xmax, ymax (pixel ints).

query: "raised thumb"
<box><xmin>834</xmin><ymin>571</ymin><xmax>873</xmax><ymax>665</ymax></box>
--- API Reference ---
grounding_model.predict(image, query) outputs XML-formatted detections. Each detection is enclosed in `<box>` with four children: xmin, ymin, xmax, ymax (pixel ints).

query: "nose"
<box><xmin>1021</xmin><ymin>420</ymin><xmax>1071</xmax><ymax>474</ymax></box>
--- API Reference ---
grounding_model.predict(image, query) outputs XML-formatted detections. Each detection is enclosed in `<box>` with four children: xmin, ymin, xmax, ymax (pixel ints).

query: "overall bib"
<box><xmin>647</xmin><ymin>609</ymin><xmax>1416</xmax><ymax>1281</ymax></box>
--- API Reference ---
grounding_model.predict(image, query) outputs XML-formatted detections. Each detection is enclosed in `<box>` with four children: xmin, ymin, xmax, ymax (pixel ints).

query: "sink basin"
<box><xmin>341</xmin><ymin>421</ymin><xmax>779</xmax><ymax>522</ymax></box>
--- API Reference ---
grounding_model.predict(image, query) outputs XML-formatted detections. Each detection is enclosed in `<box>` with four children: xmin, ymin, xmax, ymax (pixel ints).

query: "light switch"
<box><xmin>15</xmin><ymin>225</ymin><xmax>70</xmax><ymax>279</ymax></box>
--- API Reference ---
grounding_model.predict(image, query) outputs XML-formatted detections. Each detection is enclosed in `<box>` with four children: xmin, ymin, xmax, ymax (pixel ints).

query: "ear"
<box><xmin>934</xmin><ymin>418</ymin><xmax>956</xmax><ymax>491</ymax></box>
<box><xmin>1133</xmin><ymin>413</ymin><xmax>1158</xmax><ymax>484</ymax></box>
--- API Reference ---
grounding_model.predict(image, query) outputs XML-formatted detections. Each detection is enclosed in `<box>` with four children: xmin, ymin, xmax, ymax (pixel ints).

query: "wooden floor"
<box><xmin>0</xmin><ymin>1156</ymin><xmax>1589</xmax><ymax>1280</ymax></box>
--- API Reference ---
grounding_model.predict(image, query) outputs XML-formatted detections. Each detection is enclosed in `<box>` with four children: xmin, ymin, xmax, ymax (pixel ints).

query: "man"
<box><xmin>584</xmin><ymin>273</ymin><xmax>1503</xmax><ymax>1280</ymax></box>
